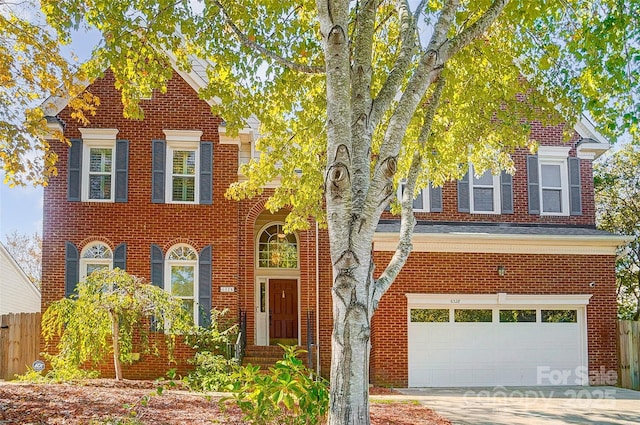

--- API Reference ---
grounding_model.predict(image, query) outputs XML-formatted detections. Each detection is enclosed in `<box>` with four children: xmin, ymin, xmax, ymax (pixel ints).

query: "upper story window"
<box><xmin>165</xmin><ymin>244</ymin><xmax>198</xmax><ymax>324</ymax></box>
<box><xmin>73</xmin><ymin>128</ymin><xmax>122</xmax><ymax>202</ymax></box>
<box><xmin>458</xmin><ymin>166</ymin><xmax>512</xmax><ymax>214</ymax></box>
<box><xmin>164</xmin><ymin>130</ymin><xmax>202</xmax><ymax>204</ymax></box>
<box><xmin>469</xmin><ymin>165</ymin><xmax>500</xmax><ymax>214</ymax></box>
<box><xmin>397</xmin><ymin>182</ymin><xmax>443</xmax><ymax>213</ymax></box>
<box><xmin>527</xmin><ymin>146</ymin><xmax>581</xmax><ymax>217</ymax></box>
<box><xmin>152</xmin><ymin>130</ymin><xmax>213</xmax><ymax>205</ymax></box>
<box><xmin>80</xmin><ymin>242</ymin><xmax>113</xmax><ymax>280</ymax></box>
<box><xmin>258</xmin><ymin>224</ymin><xmax>298</xmax><ymax>269</ymax></box>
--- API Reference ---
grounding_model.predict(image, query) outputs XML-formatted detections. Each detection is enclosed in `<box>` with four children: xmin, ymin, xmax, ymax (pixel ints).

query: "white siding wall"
<box><xmin>0</xmin><ymin>244</ymin><xmax>40</xmax><ymax>314</ymax></box>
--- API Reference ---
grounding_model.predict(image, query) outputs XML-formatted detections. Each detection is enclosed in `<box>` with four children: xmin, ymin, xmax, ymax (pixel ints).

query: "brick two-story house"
<box><xmin>41</xmin><ymin>58</ymin><xmax>626</xmax><ymax>387</ymax></box>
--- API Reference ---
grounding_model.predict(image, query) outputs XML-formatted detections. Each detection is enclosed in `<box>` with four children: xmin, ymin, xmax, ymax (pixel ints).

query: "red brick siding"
<box><xmin>41</xmin><ymin>69</ymin><xmax>614</xmax><ymax>384</ymax></box>
<box><xmin>368</xmin><ymin>251</ymin><xmax>618</xmax><ymax>387</ymax></box>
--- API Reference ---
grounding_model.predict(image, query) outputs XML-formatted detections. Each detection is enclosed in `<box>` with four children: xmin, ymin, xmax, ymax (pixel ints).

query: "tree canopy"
<box><xmin>0</xmin><ymin>0</ymin><xmax>99</xmax><ymax>186</ymax></box>
<box><xmin>595</xmin><ymin>143</ymin><xmax>640</xmax><ymax>320</ymax></box>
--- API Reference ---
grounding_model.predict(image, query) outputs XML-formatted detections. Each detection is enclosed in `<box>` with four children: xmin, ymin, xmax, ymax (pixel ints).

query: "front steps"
<box><xmin>242</xmin><ymin>345</ymin><xmax>287</xmax><ymax>369</ymax></box>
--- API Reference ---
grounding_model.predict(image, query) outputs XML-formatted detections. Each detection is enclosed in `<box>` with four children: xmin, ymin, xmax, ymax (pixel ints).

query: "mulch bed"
<box><xmin>0</xmin><ymin>379</ymin><xmax>451</xmax><ymax>424</ymax></box>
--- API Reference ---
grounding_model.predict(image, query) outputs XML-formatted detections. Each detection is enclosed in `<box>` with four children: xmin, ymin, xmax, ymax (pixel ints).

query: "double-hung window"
<box><xmin>469</xmin><ymin>166</ymin><xmax>500</xmax><ymax>213</ymax></box>
<box><xmin>79</xmin><ymin>128</ymin><xmax>119</xmax><ymax>202</ymax></box>
<box><xmin>152</xmin><ymin>130</ymin><xmax>213</xmax><ymax>205</ymax></box>
<box><xmin>164</xmin><ymin>130</ymin><xmax>202</xmax><ymax>204</ymax></box>
<box><xmin>398</xmin><ymin>183</ymin><xmax>430</xmax><ymax>212</ymax></box>
<box><xmin>528</xmin><ymin>146</ymin><xmax>574</xmax><ymax>216</ymax></box>
<box><xmin>165</xmin><ymin>245</ymin><xmax>198</xmax><ymax>324</ymax></box>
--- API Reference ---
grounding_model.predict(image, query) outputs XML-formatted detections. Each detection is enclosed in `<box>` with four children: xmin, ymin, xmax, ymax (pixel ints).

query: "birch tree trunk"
<box><xmin>316</xmin><ymin>1</ymin><xmax>510</xmax><ymax>423</ymax></box>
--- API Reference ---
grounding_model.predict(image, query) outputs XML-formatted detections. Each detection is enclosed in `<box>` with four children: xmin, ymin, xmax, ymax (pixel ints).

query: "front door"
<box><xmin>269</xmin><ymin>279</ymin><xmax>298</xmax><ymax>345</ymax></box>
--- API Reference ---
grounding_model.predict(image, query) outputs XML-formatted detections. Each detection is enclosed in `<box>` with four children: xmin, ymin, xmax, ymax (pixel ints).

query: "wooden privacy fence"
<box><xmin>0</xmin><ymin>313</ymin><xmax>41</xmax><ymax>380</ymax></box>
<box><xmin>618</xmin><ymin>320</ymin><xmax>640</xmax><ymax>390</ymax></box>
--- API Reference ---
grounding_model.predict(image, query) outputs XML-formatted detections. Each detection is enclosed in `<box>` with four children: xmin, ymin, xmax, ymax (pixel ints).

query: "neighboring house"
<box><xmin>40</xmin><ymin>59</ymin><xmax>626</xmax><ymax>387</ymax></box>
<box><xmin>0</xmin><ymin>242</ymin><xmax>41</xmax><ymax>314</ymax></box>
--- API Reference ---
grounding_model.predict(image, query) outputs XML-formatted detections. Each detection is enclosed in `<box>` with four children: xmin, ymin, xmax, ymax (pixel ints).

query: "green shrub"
<box><xmin>227</xmin><ymin>345</ymin><xmax>329</xmax><ymax>425</ymax></box>
<box><xmin>183</xmin><ymin>309</ymin><xmax>238</xmax><ymax>392</ymax></box>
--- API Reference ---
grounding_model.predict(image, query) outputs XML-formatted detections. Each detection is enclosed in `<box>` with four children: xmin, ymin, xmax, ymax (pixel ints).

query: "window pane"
<box><xmin>411</xmin><ymin>309</ymin><xmax>449</xmax><ymax>322</ymax></box>
<box><xmin>500</xmin><ymin>309</ymin><xmax>536</xmax><ymax>322</ymax></box>
<box><xmin>473</xmin><ymin>187</ymin><xmax>494</xmax><ymax>211</ymax></box>
<box><xmin>541</xmin><ymin>310</ymin><xmax>577</xmax><ymax>323</ymax></box>
<box><xmin>474</xmin><ymin>169</ymin><xmax>493</xmax><ymax>185</ymax></box>
<box><xmin>171</xmin><ymin>265</ymin><xmax>194</xmax><ymax>296</ymax></box>
<box><xmin>89</xmin><ymin>148</ymin><xmax>112</xmax><ymax>172</ymax></box>
<box><xmin>181</xmin><ymin>299</ymin><xmax>194</xmax><ymax>319</ymax></box>
<box><xmin>454</xmin><ymin>309</ymin><xmax>492</xmax><ymax>322</ymax></box>
<box><xmin>83</xmin><ymin>243</ymin><xmax>112</xmax><ymax>259</ymax></box>
<box><xmin>413</xmin><ymin>191</ymin><xmax>425</xmax><ymax>210</ymax></box>
<box><xmin>542</xmin><ymin>189</ymin><xmax>562</xmax><ymax>212</ymax></box>
<box><xmin>86</xmin><ymin>263</ymin><xmax>109</xmax><ymax>276</ymax></box>
<box><xmin>258</xmin><ymin>224</ymin><xmax>298</xmax><ymax>268</ymax></box>
<box><xmin>173</xmin><ymin>150</ymin><xmax>196</xmax><ymax>175</ymax></box>
<box><xmin>89</xmin><ymin>175</ymin><xmax>112</xmax><ymax>199</ymax></box>
<box><xmin>541</xmin><ymin>164</ymin><xmax>561</xmax><ymax>187</ymax></box>
<box><xmin>168</xmin><ymin>246</ymin><xmax>197</xmax><ymax>261</ymax></box>
<box><xmin>172</xmin><ymin>177</ymin><xmax>195</xmax><ymax>202</ymax></box>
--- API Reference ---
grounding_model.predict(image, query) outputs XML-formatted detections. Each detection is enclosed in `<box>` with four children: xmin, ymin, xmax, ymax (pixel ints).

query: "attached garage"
<box><xmin>407</xmin><ymin>293</ymin><xmax>591</xmax><ymax>387</ymax></box>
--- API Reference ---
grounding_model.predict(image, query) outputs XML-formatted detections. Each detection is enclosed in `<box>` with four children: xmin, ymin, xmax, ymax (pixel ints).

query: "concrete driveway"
<box><xmin>381</xmin><ymin>386</ymin><xmax>640</xmax><ymax>424</ymax></box>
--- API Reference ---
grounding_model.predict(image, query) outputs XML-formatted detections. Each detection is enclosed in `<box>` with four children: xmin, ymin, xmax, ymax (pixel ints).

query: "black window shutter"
<box><xmin>429</xmin><ymin>183</ymin><xmax>443</xmax><ymax>212</ymax></box>
<box><xmin>500</xmin><ymin>171</ymin><xmax>514</xmax><ymax>214</ymax></box>
<box><xmin>150</xmin><ymin>244</ymin><xmax>164</xmax><ymax>288</ymax></box>
<box><xmin>527</xmin><ymin>155</ymin><xmax>540</xmax><ymax>215</ymax></box>
<box><xmin>457</xmin><ymin>171</ymin><xmax>470</xmax><ymax>212</ymax></box>
<box><xmin>151</xmin><ymin>140</ymin><xmax>166</xmax><ymax>203</ymax></box>
<box><xmin>67</xmin><ymin>139</ymin><xmax>83</xmax><ymax>202</ymax></box>
<box><xmin>199</xmin><ymin>142</ymin><xmax>213</xmax><ymax>205</ymax></box>
<box><xmin>568</xmin><ymin>157</ymin><xmax>582</xmax><ymax>215</ymax></box>
<box><xmin>198</xmin><ymin>245</ymin><xmax>212</xmax><ymax>327</ymax></box>
<box><xmin>65</xmin><ymin>241</ymin><xmax>79</xmax><ymax>297</ymax></box>
<box><xmin>115</xmin><ymin>140</ymin><xmax>129</xmax><ymax>203</ymax></box>
<box><xmin>113</xmin><ymin>243</ymin><xmax>127</xmax><ymax>270</ymax></box>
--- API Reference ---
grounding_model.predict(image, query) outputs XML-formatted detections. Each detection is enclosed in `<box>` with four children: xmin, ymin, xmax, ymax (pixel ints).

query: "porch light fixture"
<box><xmin>497</xmin><ymin>265</ymin><xmax>506</xmax><ymax>277</ymax></box>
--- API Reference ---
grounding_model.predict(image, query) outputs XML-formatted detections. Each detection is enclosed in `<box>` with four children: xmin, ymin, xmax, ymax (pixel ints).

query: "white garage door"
<box><xmin>407</xmin><ymin>294</ymin><xmax>590</xmax><ymax>387</ymax></box>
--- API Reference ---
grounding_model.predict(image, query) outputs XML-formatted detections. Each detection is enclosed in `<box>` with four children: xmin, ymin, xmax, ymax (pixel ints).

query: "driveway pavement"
<box><xmin>373</xmin><ymin>386</ymin><xmax>640</xmax><ymax>424</ymax></box>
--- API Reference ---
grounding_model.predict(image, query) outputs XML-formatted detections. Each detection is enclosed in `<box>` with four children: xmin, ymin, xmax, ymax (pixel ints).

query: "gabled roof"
<box><xmin>41</xmin><ymin>53</ymin><xmax>219</xmax><ymax>118</ymax></box>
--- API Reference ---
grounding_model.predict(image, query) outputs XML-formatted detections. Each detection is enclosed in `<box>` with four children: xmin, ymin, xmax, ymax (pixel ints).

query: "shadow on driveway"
<box><xmin>385</xmin><ymin>386</ymin><xmax>640</xmax><ymax>425</ymax></box>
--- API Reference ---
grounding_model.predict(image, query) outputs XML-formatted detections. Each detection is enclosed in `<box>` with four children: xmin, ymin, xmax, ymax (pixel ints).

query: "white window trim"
<box><xmin>79</xmin><ymin>128</ymin><xmax>118</xmax><ymax>202</ymax></box>
<box><xmin>398</xmin><ymin>182</ymin><xmax>430</xmax><ymax>212</ymax></box>
<box><xmin>79</xmin><ymin>242</ymin><xmax>113</xmax><ymax>281</ymax></box>
<box><xmin>469</xmin><ymin>165</ymin><xmax>500</xmax><ymax>214</ymax></box>
<box><xmin>165</xmin><ymin>244</ymin><xmax>199</xmax><ymax>324</ymax></box>
<box><xmin>163</xmin><ymin>130</ymin><xmax>203</xmax><ymax>204</ymax></box>
<box><xmin>538</xmin><ymin>146</ymin><xmax>571</xmax><ymax>217</ymax></box>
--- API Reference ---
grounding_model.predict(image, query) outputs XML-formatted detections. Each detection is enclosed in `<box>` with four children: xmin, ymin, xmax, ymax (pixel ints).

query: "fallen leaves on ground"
<box><xmin>0</xmin><ymin>379</ymin><xmax>451</xmax><ymax>424</ymax></box>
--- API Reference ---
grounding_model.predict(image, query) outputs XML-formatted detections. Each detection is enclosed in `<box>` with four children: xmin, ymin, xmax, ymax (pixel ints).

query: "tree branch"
<box><xmin>441</xmin><ymin>0</ymin><xmax>510</xmax><ymax>60</ymax></box>
<box><xmin>213</xmin><ymin>0</ymin><xmax>325</xmax><ymax>74</ymax></box>
<box><xmin>370</xmin><ymin>0</ymin><xmax>417</xmax><ymax>127</ymax></box>
<box><xmin>350</xmin><ymin>0</ymin><xmax>379</xmax><ymax>213</ymax></box>
<box><xmin>372</xmin><ymin>75</ymin><xmax>445</xmax><ymax>306</ymax></box>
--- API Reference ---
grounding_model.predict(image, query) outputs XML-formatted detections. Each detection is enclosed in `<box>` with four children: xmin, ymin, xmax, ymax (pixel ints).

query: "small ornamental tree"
<box><xmin>42</xmin><ymin>268</ymin><xmax>194</xmax><ymax>380</ymax></box>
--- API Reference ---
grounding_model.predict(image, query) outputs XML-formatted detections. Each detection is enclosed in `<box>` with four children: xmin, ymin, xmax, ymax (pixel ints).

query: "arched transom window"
<box><xmin>166</xmin><ymin>245</ymin><xmax>198</xmax><ymax>323</ymax></box>
<box><xmin>80</xmin><ymin>242</ymin><xmax>112</xmax><ymax>280</ymax></box>
<box><xmin>258</xmin><ymin>224</ymin><xmax>298</xmax><ymax>268</ymax></box>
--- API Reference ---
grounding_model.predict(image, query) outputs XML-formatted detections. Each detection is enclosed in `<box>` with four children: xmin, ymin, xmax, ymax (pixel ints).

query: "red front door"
<box><xmin>269</xmin><ymin>279</ymin><xmax>298</xmax><ymax>343</ymax></box>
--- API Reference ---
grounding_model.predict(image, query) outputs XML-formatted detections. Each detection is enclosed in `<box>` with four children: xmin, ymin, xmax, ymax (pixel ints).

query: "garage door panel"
<box><xmin>408</xmin><ymin>302</ymin><xmax>585</xmax><ymax>387</ymax></box>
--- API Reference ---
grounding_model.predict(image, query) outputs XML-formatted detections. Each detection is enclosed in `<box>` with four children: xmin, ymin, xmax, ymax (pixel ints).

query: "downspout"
<box><xmin>315</xmin><ymin>221</ymin><xmax>321</xmax><ymax>374</ymax></box>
